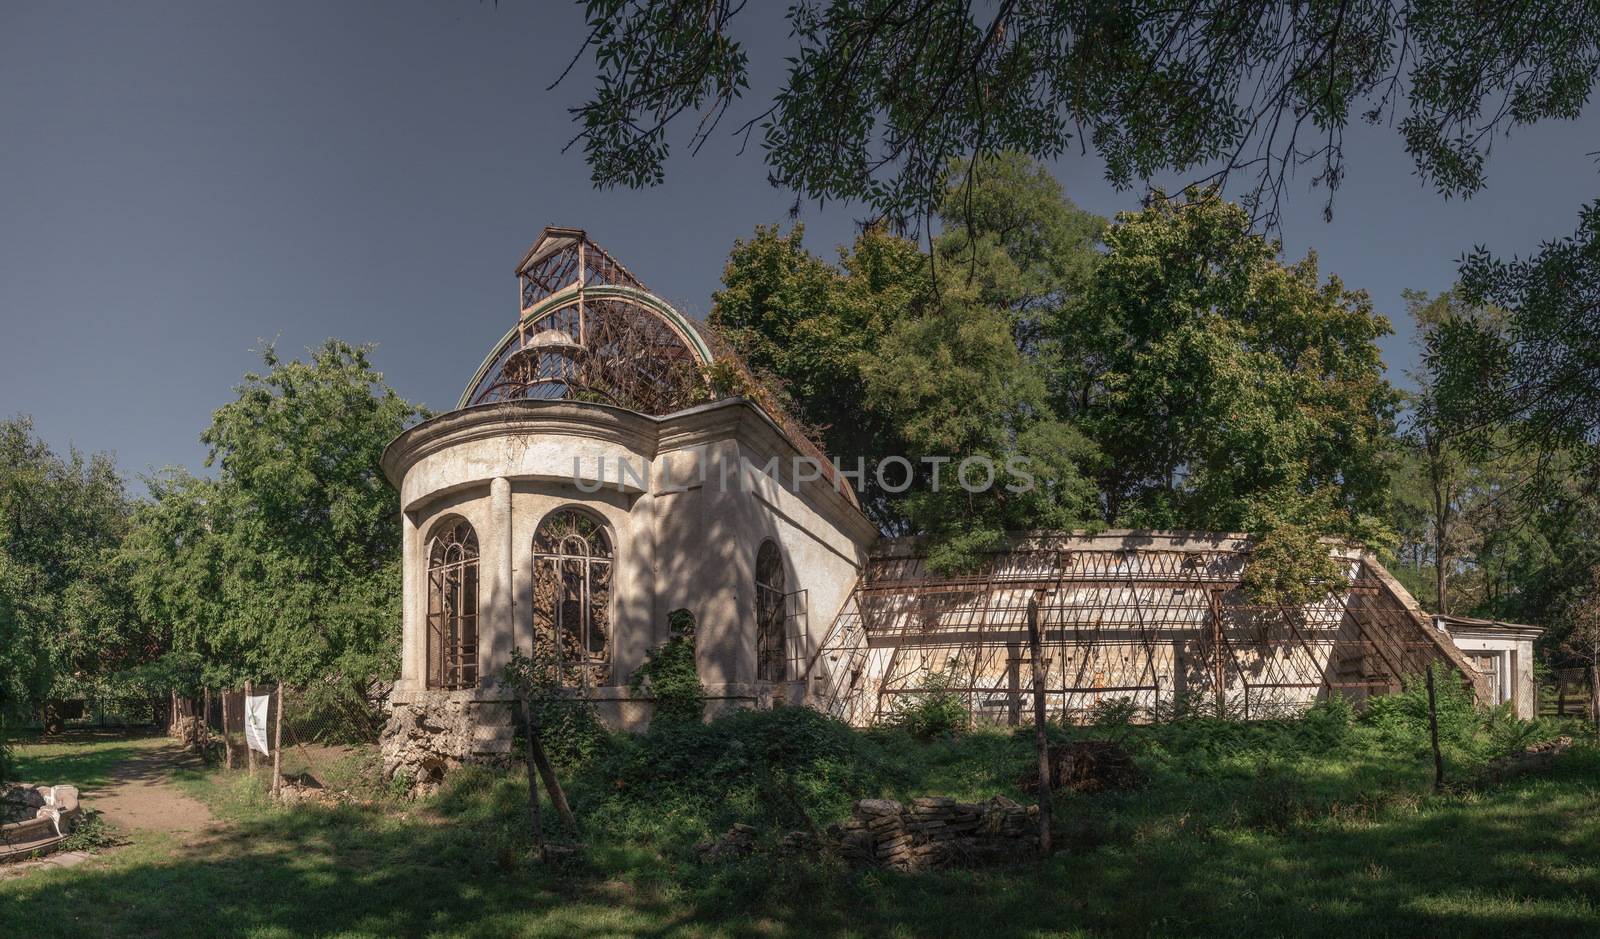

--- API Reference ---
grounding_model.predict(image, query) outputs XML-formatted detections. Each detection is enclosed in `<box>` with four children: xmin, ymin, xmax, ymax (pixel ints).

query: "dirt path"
<box><xmin>90</xmin><ymin>741</ymin><xmax>218</xmax><ymax>834</ymax></box>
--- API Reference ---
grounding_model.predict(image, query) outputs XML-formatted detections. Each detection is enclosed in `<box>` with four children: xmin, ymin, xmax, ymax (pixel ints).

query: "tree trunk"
<box><xmin>1028</xmin><ymin>590</ymin><xmax>1052</xmax><ymax>857</ymax></box>
<box><xmin>519</xmin><ymin>697</ymin><xmax>577</xmax><ymax>833</ymax></box>
<box><xmin>1426</xmin><ymin>428</ymin><xmax>1453</xmax><ymax>616</ymax></box>
<box><xmin>1588</xmin><ymin>662</ymin><xmax>1600</xmax><ymax>740</ymax></box>
<box><xmin>1426</xmin><ymin>666</ymin><xmax>1445</xmax><ymax>792</ymax></box>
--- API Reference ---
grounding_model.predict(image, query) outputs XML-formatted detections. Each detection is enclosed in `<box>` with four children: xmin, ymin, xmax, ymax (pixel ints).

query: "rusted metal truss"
<box><xmin>464</xmin><ymin>227</ymin><xmax>709</xmax><ymax>415</ymax></box>
<box><xmin>460</xmin><ymin>226</ymin><xmax>859</xmax><ymax>508</ymax></box>
<box><xmin>805</xmin><ymin>534</ymin><xmax>1486</xmax><ymax>726</ymax></box>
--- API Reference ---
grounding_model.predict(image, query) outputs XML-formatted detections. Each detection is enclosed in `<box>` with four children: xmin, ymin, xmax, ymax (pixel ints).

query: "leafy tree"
<box><xmin>561</xmin><ymin>1</ymin><xmax>1600</xmax><ymax>226</ymax></box>
<box><xmin>1432</xmin><ymin>201</ymin><xmax>1600</xmax><ymax>473</ymax></box>
<box><xmin>714</xmin><ymin>162</ymin><xmax>1395</xmax><ymax>587</ymax></box>
<box><xmin>1388</xmin><ymin>289</ymin><xmax>1516</xmax><ymax>613</ymax></box>
<box><xmin>127</xmin><ymin>342</ymin><xmax>424</xmax><ymax>701</ymax></box>
<box><xmin>861</xmin><ymin>273</ymin><xmax>1100</xmax><ymax>567</ymax></box>
<box><xmin>0</xmin><ymin>416</ymin><xmax>134</xmax><ymax>723</ymax></box>
<box><xmin>120</xmin><ymin>469</ymin><xmax>231</xmax><ymax>691</ymax></box>
<box><xmin>710</xmin><ymin>223</ymin><xmax>921</xmax><ymax>524</ymax></box>
<box><xmin>712</xmin><ymin>164</ymin><xmax>1103</xmax><ymax>565</ymax></box>
<box><xmin>934</xmin><ymin>152</ymin><xmax>1105</xmax><ymax>351</ymax></box>
<box><xmin>1060</xmin><ymin>190</ymin><xmax>1398</xmax><ymax>540</ymax></box>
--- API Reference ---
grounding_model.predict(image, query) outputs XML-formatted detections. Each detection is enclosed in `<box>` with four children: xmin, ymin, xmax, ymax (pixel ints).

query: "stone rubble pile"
<box><xmin>1</xmin><ymin>784</ymin><xmax>82</xmax><ymax>862</ymax></box>
<box><xmin>696</xmin><ymin>822</ymin><xmax>759</xmax><ymax>862</ymax></box>
<box><xmin>1488</xmin><ymin>735</ymin><xmax>1574</xmax><ymax>782</ymax></box>
<box><xmin>1</xmin><ymin>784</ymin><xmax>79</xmax><ymax>824</ymax></box>
<box><xmin>831</xmin><ymin>796</ymin><xmax>1038</xmax><ymax>871</ymax></box>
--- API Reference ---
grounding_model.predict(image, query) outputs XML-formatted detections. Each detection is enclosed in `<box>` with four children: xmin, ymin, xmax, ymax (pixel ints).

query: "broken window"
<box><xmin>533</xmin><ymin>508</ymin><xmax>614</xmax><ymax>687</ymax></box>
<box><xmin>426</xmin><ymin>517</ymin><xmax>479</xmax><ymax>691</ymax></box>
<box><xmin>756</xmin><ymin>540</ymin><xmax>787</xmax><ymax>682</ymax></box>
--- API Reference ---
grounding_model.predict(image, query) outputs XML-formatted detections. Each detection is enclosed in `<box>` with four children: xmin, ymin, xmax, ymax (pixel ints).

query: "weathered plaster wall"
<box><xmin>384</xmin><ymin>397</ymin><xmax>879</xmax><ymax>727</ymax></box>
<box><xmin>1444</xmin><ymin>626</ymin><xmax>1540</xmax><ymax>719</ymax></box>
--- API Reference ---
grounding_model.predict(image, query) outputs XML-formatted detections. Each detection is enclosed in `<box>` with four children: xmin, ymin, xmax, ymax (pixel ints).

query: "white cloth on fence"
<box><xmin>245</xmin><ymin>693</ymin><xmax>272</xmax><ymax>755</ymax></box>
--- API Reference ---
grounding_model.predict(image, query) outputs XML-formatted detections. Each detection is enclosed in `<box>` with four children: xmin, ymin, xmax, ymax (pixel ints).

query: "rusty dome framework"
<box><xmin>458</xmin><ymin>226</ymin><xmax>857</xmax><ymax>505</ymax></box>
<box><xmin>460</xmin><ymin>227</ymin><xmax>716</xmax><ymax>414</ymax></box>
<box><xmin>805</xmin><ymin>533</ymin><xmax>1486</xmax><ymax>726</ymax></box>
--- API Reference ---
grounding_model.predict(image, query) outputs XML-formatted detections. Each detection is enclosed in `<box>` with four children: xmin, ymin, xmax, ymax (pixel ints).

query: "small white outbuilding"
<box><xmin>1435</xmin><ymin>615</ymin><xmax>1543</xmax><ymax>719</ymax></box>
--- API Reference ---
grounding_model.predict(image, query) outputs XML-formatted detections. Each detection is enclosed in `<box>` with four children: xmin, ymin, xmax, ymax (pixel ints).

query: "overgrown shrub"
<box><xmin>884</xmin><ymin>664</ymin><xmax>969</xmax><ymax>739</ymax></box>
<box><xmin>1300</xmin><ymin>695</ymin><xmax>1354</xmax><ymax>748</ymax></box>
<box><xmin>503</xmin><ymin>647</ymin><xmax>609</xmax><ymax>769</ymax></box>
<box><xmin>1361</xmin><ymin>663</ymin><xmax>1484</xmax><ymax>752</ymax></box>
<box><xmin>628</xmin><ymin>608</ymin><xmax>704</xmax><ymax>726</ymax></box>
<box><xmin>591</xmin><ymin>705</ymin><xmax>879</xmax><ymax>832</ymax></box>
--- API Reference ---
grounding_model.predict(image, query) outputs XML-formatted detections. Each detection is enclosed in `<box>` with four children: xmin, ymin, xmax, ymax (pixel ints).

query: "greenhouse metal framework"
<box><xmin>806</xmin><ymin>532</ymin><xmax>1485</xmax><ymax>726</ymax></box>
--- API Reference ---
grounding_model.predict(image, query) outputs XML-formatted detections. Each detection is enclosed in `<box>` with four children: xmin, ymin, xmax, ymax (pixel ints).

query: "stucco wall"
<box><xmin>385</xmin><ymin>397</ymin><xmax>879</xmax><ymax>724</ymax></box>
<box><xmin>1445</xmin><ymin>628</ymin><xmax>1540</xmax><ymax>719</ymax></box>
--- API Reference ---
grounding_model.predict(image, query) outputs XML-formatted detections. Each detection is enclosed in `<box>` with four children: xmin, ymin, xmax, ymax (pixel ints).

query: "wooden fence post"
<box><xmin>1028</xmin><ymin>589</ymin><xmax>1053</xmax><ymax>858</ymax></box>
<box><xmin>222</xmin><ymin>689</ymin><xmax>233</xmax><ymax>769</ymax></box>
<box><xmin>245</xmin><ymin>680</ymin><xmax>257</xmax><ymax>774</ymax></box>
<box><xmin>1426</xmin><ymin>666</ymin><xmax>1445</xmax><ymax>792</ymax></box>
<box><xmin>271</xmin><ymin>683</ymin><xmax>284</xmax><ymax>798</ymax></box>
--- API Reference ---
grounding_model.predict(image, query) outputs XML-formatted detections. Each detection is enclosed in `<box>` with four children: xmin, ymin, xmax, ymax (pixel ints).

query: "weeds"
<box><xmin>884</xmin><ymin>661</ymin><xmax>970</xmax><ymax>740</ymax></box>
<box><xmin>58</xmin><ymin>808</ymin><xmax>119</xmax><ymax>852</ymax></box>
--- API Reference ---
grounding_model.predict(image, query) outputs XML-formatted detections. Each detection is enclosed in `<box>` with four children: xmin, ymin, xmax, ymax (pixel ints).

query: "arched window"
<box><xmin>426</xmin><ymin>517</ymin><xmax>479</xmax><ymax>690</ymax></box>
<box><xmin>532</xmin><ymin>509</ymin><xmax>613</xmax><ymax>686</ymax></box>
<box><xmin>755</xmin><ymin>540</ymin><xmax>787</xmax><ymax>682</ymax></box>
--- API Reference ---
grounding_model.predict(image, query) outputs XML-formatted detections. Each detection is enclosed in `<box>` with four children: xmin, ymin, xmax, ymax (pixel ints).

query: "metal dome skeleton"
<box><xmin>460</xmin><ymin>227</ymin><xmax>715</xmax><ymax>413</ymax></box>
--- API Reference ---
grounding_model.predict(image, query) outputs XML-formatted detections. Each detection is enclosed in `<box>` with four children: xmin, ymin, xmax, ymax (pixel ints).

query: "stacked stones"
<box><xmin>0</xmin><ymin>784</ymin><xmax>81</xmax><ymax>862</ymax></box>
<box><xmin>831</xmin><ymin>795</ymin><xmax>1038</xmax><ymax>871</ymax></box>
<box><xmin>380</xmin><ymin>696</ymin><xmax>515</xmax><ymax>796</ymax></box>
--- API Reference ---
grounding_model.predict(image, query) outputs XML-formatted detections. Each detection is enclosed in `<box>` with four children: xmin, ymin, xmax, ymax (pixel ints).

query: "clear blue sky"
<box><xmin>3</xmin><ymin>1</ymin><xmax>1597</xmax><ymax>485</ymax></box>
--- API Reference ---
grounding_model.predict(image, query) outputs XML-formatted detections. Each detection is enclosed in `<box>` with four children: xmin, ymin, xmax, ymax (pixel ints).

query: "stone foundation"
<box><xmin>380</xmin><ymin>690</ymin><xmax>515</xmax><ymax>796</ymax></box>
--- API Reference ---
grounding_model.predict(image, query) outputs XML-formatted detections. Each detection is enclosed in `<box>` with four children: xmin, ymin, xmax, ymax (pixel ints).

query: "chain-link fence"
<box><xmin>191</xmin><ymin>682</ymin><xmax>386</xmax><ymax>796</ymax></box>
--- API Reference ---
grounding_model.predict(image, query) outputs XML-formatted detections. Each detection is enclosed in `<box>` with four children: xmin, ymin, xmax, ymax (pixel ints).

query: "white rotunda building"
<box><xmin>381</xmin><ymin>228</ymin><xmax>878</xmax><ymax>772</ymax></box>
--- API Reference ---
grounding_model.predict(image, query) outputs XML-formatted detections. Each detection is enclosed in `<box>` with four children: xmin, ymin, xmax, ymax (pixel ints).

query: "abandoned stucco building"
<box><xmin>380</xmin><ymin>228</ymin><xmax>1536</xmax><ymax>778</ymax></box>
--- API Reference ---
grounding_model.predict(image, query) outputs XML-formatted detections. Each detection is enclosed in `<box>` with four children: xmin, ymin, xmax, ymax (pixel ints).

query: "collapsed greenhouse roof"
<box><xmin>806</xmin><ymin>531</ymin><xmax>1487</xmax><ymax>725</ymax></box>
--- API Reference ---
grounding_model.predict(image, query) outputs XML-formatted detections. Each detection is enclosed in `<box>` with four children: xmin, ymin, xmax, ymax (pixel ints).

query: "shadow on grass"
<box><xmin>3</xmin><ymin>750</ymin><xmax>1599</xmax><ymax>938</ymax></box>
<box><xmin>10</xmin><ymin>729</ymin><xmax>168</xmax><ymax>793</ymax></box>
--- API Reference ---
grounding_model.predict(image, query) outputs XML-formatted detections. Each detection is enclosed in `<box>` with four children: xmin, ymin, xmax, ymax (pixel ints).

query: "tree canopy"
<box><xmin>563</xmin><ymin>1</ymin><xmax>1600</xmax><ymax>227</ymax></box>
<box><xmin>0</xmin><ymin>340</ymin><xmax>424</xmax><ymax>743</ymax></box>
<box><xmin>1060</xmin><ymin>190</ymin><xmax>1397</xmax><ymax>538</ymax></box>
<box><xmin>125</xmin><ymin>341</ymin><xmax>425</xmax><ymax>695</ymax></box>
<box><xmin>0</xmin><ymin>417</ymin><xmax>134</xmax><ymax>718</ymax></box>
<box><xmin>1430</xmin><ymin>201</ymin><xmax>1600</xmax><ymax>469</ymax></box>
<box><xmin>713</xmin><ymin>156</ymin><xmax>1399</xmax><ymax>573</ymax></box>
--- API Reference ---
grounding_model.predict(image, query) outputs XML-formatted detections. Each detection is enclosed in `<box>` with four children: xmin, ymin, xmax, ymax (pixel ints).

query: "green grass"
<box><xmin>3</xmin><ymin>705</ymin><xmax>1600</xmax><ymax>938</ymax></box>
<box><xmin>8</xmin><ymin>729</ymin><xmax>168</xmax><ymax>791</ymax></box>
